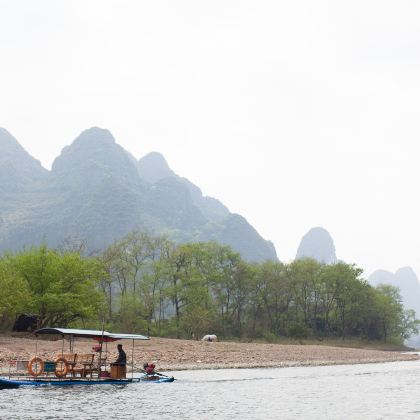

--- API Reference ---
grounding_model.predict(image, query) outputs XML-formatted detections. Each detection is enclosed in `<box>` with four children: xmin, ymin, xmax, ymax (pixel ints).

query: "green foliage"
<box><xmin>95</xmin><ymin>233</ymin><xmax>420</xmax><ymax>344</ymax></box>
<box><xmin>261</xmin><ymin>331</ymin><xmax>279</xmax><ymax>343</ymax></box>
<box><xmin>114</xmin><ymin>294</ymin><xmax>148</xmax><ymax>333</ymax></box>
<box><xmin>0</xmin><ymin>258</ymin><xmax>31</xmax><ymax>329</ymax></box>
<box><xmin>287</xmin><ymin>322</ymin><xmax>311</xmax><ymax>340</ymax></box>
<box><xmin>0</xmin><ymin>231</ymin><xmax>416</xmax><ymax>345</ymax></box>
<box><xmin>369</xmin><ymin>284</ymin><xmax>409</xmax><ymax>342</ymax></box>
<box><xmin>0</xmin><ymin>245</ymin><xmax>104</xmax><ymax>328</ymax></box>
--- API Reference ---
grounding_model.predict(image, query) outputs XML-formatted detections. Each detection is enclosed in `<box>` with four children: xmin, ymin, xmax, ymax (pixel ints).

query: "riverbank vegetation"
<box><xmin>0</xmin><ymin>232</ymin><xmax>417</xmax><ymax>344</ymax></box>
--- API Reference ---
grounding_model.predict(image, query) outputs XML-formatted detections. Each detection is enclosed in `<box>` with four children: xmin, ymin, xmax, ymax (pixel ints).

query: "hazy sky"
<box><xmin>1</xmin><ymin>1</ymin><xmax>420</xmax><ymax>278</ymax></box>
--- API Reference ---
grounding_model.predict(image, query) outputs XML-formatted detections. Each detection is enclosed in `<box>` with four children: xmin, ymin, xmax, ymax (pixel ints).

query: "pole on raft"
<box><xmin>131</xmin><ymin>339</ymin><xmax>134</xmax><ymax>379</ymax></box>
<box><xmin>35</xmin><ymin>334</ymin><xmax>38</xmax><ymax>378</ymax></box>
<box><xmin>105</xmin><ymin>341</ymin><xmax>108</xmax><ymax>372</ymax></box>
<box><xmin>98</xmin><ymin>319</ymin><xmax>105</xmax><ymax>378</ymax></box>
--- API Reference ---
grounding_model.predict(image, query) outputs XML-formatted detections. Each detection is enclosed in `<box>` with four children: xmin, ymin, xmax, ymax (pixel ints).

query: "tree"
<box><xmin>8</xmin><ymin>245</ymin><xmax>104</xmax><ymax>327</ymax></box>
<box><xmin>372</xmin><ymin>285</ymin><xmax>406</xmax><ymax>342</ymax></box>
<box><xmin>0</xmin><ymin>257</ymin><xmax>31</xmax><ymax>329</ymax></box>
<box><xmin>256</xmin><ymin>261</ymin><xmax>291</xmax><ymax>335</ymax></box>
<box><xmin>287</xmin><ymin>259</ymin><xmax>322</xmax><ymax>328</ymax></box>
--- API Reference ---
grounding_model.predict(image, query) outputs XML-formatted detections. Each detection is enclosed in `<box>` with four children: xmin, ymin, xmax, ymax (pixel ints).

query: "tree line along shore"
<box><xmin>0</xmin><ymin>231</ymin><xmax>418</xmax><ymax>345</ymax></box>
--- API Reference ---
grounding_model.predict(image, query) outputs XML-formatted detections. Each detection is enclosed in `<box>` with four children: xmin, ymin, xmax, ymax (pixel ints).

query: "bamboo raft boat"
<box><xmin>0</xmin><ymin>328</ymin><xmax>175</xmax><ymax>389</ymax></box>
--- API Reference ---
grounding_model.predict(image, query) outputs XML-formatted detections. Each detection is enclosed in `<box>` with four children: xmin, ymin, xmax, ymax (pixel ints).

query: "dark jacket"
<box><xmin>115</xmin><ymin>348</ymin><xmax>127</xmax><ymax>366</ymax></box>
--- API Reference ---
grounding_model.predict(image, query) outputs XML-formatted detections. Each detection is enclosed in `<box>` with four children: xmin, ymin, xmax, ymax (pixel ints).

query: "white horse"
<box><xmin>201</xmin><ymin>334</ymin><xmax>218</xmax><ymax>342</ymax></box>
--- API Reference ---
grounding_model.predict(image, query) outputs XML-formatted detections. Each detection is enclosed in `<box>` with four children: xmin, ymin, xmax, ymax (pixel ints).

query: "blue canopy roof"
<box><xmin>34</xmin><ymin>327</ymin><xmax>149</xmax><ymax>340</ymax></box>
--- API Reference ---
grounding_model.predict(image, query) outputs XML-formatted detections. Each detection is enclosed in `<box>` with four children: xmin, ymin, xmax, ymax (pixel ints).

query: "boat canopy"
<box><xmin>34</xmin><ymin>327</ymin><xmax>149</xmax><ymax>341</ymax></box>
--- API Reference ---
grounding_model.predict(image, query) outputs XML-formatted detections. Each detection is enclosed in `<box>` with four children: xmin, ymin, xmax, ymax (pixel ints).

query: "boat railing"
<box><xmin>8</xmin><ymin>360</ymin><xmax>30</xmax><ymax>378</ymax></box>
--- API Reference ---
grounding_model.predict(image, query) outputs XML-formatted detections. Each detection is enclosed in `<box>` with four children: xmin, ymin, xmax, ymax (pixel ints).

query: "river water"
<box><xmin>1</xmin><ymin>360</ymin><xmax>420</xmax><ymax>419</ymax></box>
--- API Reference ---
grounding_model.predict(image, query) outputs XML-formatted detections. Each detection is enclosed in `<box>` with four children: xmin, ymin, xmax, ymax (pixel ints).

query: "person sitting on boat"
<box><xmin>144</xmin><ymin>362</ymin><xmax>156</xmax><ymax>375</ymax></box>
<box><xmin>114</xmin><ymin>344</ymin><xmax>127</xmax><ymax>366</ymax></box>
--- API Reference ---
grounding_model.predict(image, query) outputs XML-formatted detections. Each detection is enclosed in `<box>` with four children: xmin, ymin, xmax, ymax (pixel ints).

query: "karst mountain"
<box><xmin>295</xmin><ymin>226</ymin><xmax>337</xmax><ymax>264</ymax></box>
<box><xmin>369</xmin><ymin>267</ymin><xmax>420</xmax><ymax>317</ymax></box>
<box><xmin>0</xmin><ymin>127</ymin><xmax>277</xmax><ymax>261</ymax></box>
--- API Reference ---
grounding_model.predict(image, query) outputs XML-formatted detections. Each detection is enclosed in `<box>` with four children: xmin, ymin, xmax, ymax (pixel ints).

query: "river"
<box><xmin>1</xmin><ymin>360</ymin><xmax>420</xmax><ymax>419</ymax></box>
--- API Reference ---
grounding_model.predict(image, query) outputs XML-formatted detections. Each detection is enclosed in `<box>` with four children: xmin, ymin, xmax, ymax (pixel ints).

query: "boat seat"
<box><xmin>73</xmin><ymin>354</ymin><xmax>95</xmax><ymax>378</ymax></box>
<box><xmin>43</xmin><ymin>361</ymin><xmax>56</xmax><ymax>377</ymax></box>
<box><xmin>90</xmin><ymin>355</ymin><xmax>107</xmax><ymax>377</ymax></box>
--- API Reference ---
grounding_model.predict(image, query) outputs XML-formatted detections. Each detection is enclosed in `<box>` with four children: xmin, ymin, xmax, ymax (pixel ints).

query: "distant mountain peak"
<box><xmin>395</xmin><ymin>266</ymin><xmax>417</xmax><ymax>279</ymax></box>
<box><xmin>296</xmin><ymin>226</ymin><xmax>337</xmax><ymax>264</ymax></box>
<box><xmin>0</xmin><ymin>127</ymin><xmax>27</xmax><ymax>153</ymax></box>
<box><xmin>369</xmin><ymin>267</ymin><xmax>420</xmax><ymax>321</ymax></box>
<box><xmin>72</xmin><ymin>127</ymin><xmax>116</xmax><ymax>146</ymax></box>
<box><xmin>137</xmin><ymin>152</ymin><xmax>230</xmax><ymax>221</ymax></box>
<box><xmin>51</xmin><ymin>127</ymin><xmax>141</xmax><ymax>189</ymax></box>
<box><xmin>371</xmin><ymin>267</ymin><xmax>420</xmax><ymax>288</ymax></box>
<box><xmin>0</xmin><ymin>127</ymin><xmax>277</xmax><ymax>262</ymax></box>
<box><xmin>0</xmin><ymin>128</ymin><xmax>47</xmax><ymax>185</ymax></box>
<box><xmin>144</xmin><ymin>151</ymin><xmax>169</xmax><ymax>164</ymax></box>
<box><xmin>0</xmin><ymin>127</ymin><xmax>15</xmax><ymax>140</ymax></box>
<box><xmin>138</xmin><ymin>151</ymin><xmax>175</xmax><ymax>183</ymax></box>
<box><xmin>0</xmin><ymin>127</ymin><xmax>15</xmax><ymax>139</ymax></box>
<box><xmin>52</xmin><ymin>127</ymin><xmax>117</xmax><ymax>169</ymax></box>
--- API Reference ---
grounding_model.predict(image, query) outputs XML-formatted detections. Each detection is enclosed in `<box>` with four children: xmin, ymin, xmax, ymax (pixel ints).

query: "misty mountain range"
<box><xmin>3</xmin><ymin>124</ymin><xmax>419</xmax><ymax>324</ymax></box>
<box><xmin>0</xmin><ymin>127</ymin><xmax>277</xmax><ymax>261</ymax></box>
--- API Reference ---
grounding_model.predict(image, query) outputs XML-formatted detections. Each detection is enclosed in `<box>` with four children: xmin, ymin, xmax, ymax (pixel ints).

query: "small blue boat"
<box><xmin>139</xmin><ymin>374</ymin><xmax>175</xmax><ymax>383</ymax></box>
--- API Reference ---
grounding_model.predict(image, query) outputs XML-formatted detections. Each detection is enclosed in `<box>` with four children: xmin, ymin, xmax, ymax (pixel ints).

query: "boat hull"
<box><xmin>0</xmin><ymin>375</ymin><xmax>174</xmax><ymax>389</ymax></box>
<box><xmin>139</xmin><ymin>375</ymin><xmax>175</xmax><ymax>383</ymax></box>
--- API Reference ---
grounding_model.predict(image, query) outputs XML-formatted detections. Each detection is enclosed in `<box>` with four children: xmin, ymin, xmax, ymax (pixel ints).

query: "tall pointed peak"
<box><xmin>395</xmin><ymin>266</ymin><xmax>418</xmax><ymax>280</ymax></box>
<box><xmin>394</xmin><ymin>267</ymin><xmax>419</xmax><ymax>288</ymax></box>
<box><xmin>368</xmin><ymin>270</ymin><xmax>395</xmax><ymax>286</ymax></box>
<box><xmin>71</xmin><ymin>127</ymin><xmax>115</xmax><ymax>146</ymax></box>
<box><xmin>138</xmin><ymin>151</ymin><xmax>175</xmax><ymax>183</ymax></box>
<box><xmin>51</xmin><ymin>127</ymin><xmax>140</xmax><ymax>188</ymax></box>
<box><xmin>53</xmin><ymin>127</ymin><xmax>119</xmax><ymax>168</ymax></box>
<box><xmin>0</xmin><ymin>127</ymin><xmax>26</xmax><ymax>153</ymax></box>
<box><xmin>0</xmin><ymin>128</ymin><xmax>46</xmax><ymax>180</ymax></box>
<box><xmin>52</xmin><ymin>127</ymin><xmax>117</xmax><ymax>170</ymax></box>
<box><xmin>296</xmin><ymin>226</ymin><xmax>337</xmax><ymax>264</ymax></box>
<box><xmin>0</xmin><ymin>127</ymin><xmax>15</xmax><ymax>139</ymax></box>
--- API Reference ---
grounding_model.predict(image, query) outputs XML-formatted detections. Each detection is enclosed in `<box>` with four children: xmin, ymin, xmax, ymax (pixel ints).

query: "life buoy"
<box><xmin>28</xmin><ymin>357</ymin><xmax>44</xmax><ymax>376</ymax></box>
<box><xmin>54</xmin><ymin>357</ymin><xmax>69</xmax><ymax>378</ymax></box>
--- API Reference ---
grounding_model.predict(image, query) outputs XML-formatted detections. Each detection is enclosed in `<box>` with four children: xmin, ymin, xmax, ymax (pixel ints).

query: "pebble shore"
<box><xmin>0</xmin><ymin>335</ymin><xmax>417</xmax><ymax>373</ymax></box>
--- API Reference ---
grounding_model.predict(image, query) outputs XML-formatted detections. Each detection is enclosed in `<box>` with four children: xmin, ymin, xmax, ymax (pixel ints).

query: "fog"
<box><xmin>1</xmin><ymin>1</ymin><xmax>420</xmax><ymax>277</ymax></box>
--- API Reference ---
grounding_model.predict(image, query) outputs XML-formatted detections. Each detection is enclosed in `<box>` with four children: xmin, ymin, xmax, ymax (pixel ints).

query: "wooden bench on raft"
<box><xmin>53</xmin><ymin>353</ymin><xmax>107</xmax><ymax>378</ymax></box>
<box><xmin>72</xmin><ymin>354</ymin><xmax>95</xmax><ymax>378</ymax></box>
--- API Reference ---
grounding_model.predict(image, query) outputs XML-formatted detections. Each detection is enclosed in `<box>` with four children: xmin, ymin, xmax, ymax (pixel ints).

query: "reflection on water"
<box><xmin>1</xmin><ymin>361</ymin><xmax>420</xmax><ymax>419</ymax></box>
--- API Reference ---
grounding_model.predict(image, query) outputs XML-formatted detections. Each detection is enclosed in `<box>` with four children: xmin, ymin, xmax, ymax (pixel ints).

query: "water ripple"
<box><xmin>1</xmin><ymin>361</ymin><xmax>420</xmax><ymax>419</ymax></box>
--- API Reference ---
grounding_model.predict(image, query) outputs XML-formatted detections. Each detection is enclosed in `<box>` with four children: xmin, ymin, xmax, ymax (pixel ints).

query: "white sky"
<box><xmin>1</xmin><ymin>0</ymin><xmax>420</xmax><ymax>278</ymax></box>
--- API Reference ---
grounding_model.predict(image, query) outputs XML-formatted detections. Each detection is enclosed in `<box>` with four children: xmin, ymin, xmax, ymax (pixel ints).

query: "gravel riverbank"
<box><xmin>0</xmin><ymin>334</ymin><xmax>418</xmax><ymax>373</ymax></box>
